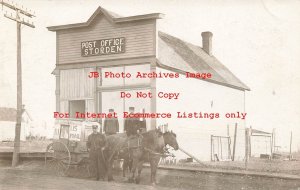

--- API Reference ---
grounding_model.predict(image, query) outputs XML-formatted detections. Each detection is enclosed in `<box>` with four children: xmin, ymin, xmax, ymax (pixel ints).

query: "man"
<box><xmin>103</xmin><ymin>108</ymin><xmax>119</xmax><ymax>135</ymax></box>
<box><xmin>86</xmin><ymin>125</ymin><xmax>106</xmax><ymax>180</ymax></box>
<box><xmin>124</xmin><ymin>107</ymin><xmax>139</xmax><ymax>137</ymax></box>
<box><xmin>123</xmin><ymin>107</ymin><xmax>141</xmax><ymax>171</ymax></box>
<box><xmin>139</xmin><ymin>118</ymin><xmax>147</xmax><ymax>133</ymax></box>
<box><xmin>138</xmin><ymin>108</ymin><xmax>147</xmax><ymax>133</ymax></box>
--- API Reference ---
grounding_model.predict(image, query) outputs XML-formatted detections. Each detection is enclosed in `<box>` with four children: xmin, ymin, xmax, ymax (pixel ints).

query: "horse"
<box><xmin>103</xmin><ymin>132</ymin><xmax>145</xmax><ymax>180</ymax></box>
<box><xmin>128</xmin><ymin>129</ymin><xmax>179</xmax><ymax>185</ymax></box>
<box><xmin>121</xmin><ymin>149</ymin><xmax>132</xmax><ymax>177</ymax></box>
<box><xmin>103</xmin><ymin>133</ymin><xmax>128</xmax><ymax>181</ymax></box>
<box><xmin>103</xmin><ymin>129</ymin><xmax>178</xmax><ymax>184</ymax></box>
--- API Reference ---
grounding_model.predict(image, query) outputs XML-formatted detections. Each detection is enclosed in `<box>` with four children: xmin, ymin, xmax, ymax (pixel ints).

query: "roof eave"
<box><xmin>156</xmin><ymin>60</ymin><xmax>250</xmax><ymax>91</ymax></box>
<box><xmin>114</xmin><ymin>13</ymin><xmax>164</xmax><ymax>23</ymax></box>
<box><xmin>47</xmin><ymin>7</ymin><xmax>164</xmax><ymax>32</ymax></box>
<box><xmin>47</xmin><ymin>23</ymin><xmax>88</xmax><ymax>31</ymax></box>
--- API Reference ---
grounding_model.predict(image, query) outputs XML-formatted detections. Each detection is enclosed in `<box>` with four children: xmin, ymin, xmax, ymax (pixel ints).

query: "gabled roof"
<box><xmin>157</xmin><ymin>31</ymin><xmax>250</xmax><ymax>91</ymax></box>
<box><xmin>47</xmin><ymin>6</ymin><xmax>164</xmax><ymax>31</ymax></box>
<box><xmin>0</xmin><ymin>108</ymin><xmax>16</xmax><ymax>122</ymax></box>
<box><xmin>0</xmin><ymin>107</ymin><xmax>33</xmax><ymax>122</ymax></box>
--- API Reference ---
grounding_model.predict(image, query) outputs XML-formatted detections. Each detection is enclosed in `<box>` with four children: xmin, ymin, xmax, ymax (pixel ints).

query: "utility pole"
<box><xmin>227</xmin><ymin>124</ymin><xmax>232</xmax><ymax>160</ymax></box>
<box><xmin>245</xmin><ymin>127</ymin><xmax>249</xmax><ymax>168</ymax></box>
<box><xmin>289</xmin><ymin>131</ymin><xmax>293</xmax><ymax>161</ymax></box>
<box><xmin>0</xmin><ymin>0</ymin><xmax>35</xmax><ymax>167</ymax></box>
<box><xmin>232</xmin><ymin>123</ymin><xmax>237</xmax><ymax>161</ymax></box>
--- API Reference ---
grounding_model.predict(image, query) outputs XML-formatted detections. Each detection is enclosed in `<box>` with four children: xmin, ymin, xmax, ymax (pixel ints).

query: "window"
<box><xmin>124</xmin><ymin>64</ymin><xmax>150</xmax><ymax>85</ymax></box>
<box><xmin>69</xmin><ymin>100</ymin><xmax>85</xmax><ymax>119</ymax></box>
<box><xmin>124</xmin><ymin>89</ymin><xmax>151</xmax><ymax>130</ymax></box>
<box><xmin>102</xmin><ymin>91</ymin><xmax>124</xmax><ymax>131</ymax></box>
<box><xmin>100</xmin><ymin>66</ymin><xmax>124</xmax><ymax>87</ymax></box>
<box><xmin>101</xmin><ymin>89</ymin><xmax>151</xmax><ymax>132</ymax></box>
<box><xmin>59</xmin><ymin>124</ymin><xmax>69</xmax><ymax>139</ymax></box>
<box><xmin>99</xmin><ymin>64</ymin><xmax>151</xmax><ymax>87</ymax></box>
<box><xmin>98</xmin><ymin>63</ymin><xmax>152</xmax><ymax>132</ymax></box>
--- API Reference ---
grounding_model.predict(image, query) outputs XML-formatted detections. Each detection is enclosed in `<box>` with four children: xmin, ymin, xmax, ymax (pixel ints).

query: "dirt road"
<box><xmin>1</xmin><ymin>160</ymin><xmax>300</xmax><ymax>190</ymax></box>
<box><xmin>0</xmin><ymin>167</ymin><xmax>176</xmax><ymax>190</ymax></box>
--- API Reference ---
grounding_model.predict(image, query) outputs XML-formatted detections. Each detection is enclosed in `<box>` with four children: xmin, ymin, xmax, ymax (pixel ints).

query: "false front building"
<box><xmin>48</xmin><ymin>6</ymin><xmax>250</xmax><ymax>161</ymax></box>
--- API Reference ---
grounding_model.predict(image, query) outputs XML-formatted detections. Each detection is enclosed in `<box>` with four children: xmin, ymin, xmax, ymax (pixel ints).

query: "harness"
<box><xmin>143</xmin><ymin>147</ymin><xmax>175</xmax><ymax>158</ymax></box>
<box><xmin>106</xmin><ymin>135</ymin><xmax>141</xmax><ymax>162</ymax></box>
<box><xmin>105</xmin><ymin>133</ymin><xmax>175</xmax><ymax>163</ymax></box>
<box><xmin>143</xmin><ymin>137</ymin><xmax>175</xmax><ymax>158</ymax></box>
<box><xmin>106</xmin><ymin>138</ymin><xmax>127</xmax><ymax>162</ymax></box>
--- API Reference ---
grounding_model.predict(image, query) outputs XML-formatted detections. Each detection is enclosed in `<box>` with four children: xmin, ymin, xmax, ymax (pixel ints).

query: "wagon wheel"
<box><xmin>44</xmin><ymin>141</ymin><xmax>71</xmax><ymax>176</ymax></box>
<box><xmin>74</xmin><ymin>157</ymin><xmax>91</xmax><ymax>178</ymax></box>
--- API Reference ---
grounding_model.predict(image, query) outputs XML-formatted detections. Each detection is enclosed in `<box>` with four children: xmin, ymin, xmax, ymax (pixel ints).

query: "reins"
<box><xmin>143</xmin><ymin>147</ymin><xmax>174</xmax><ymax>157</ymax></box>
<box><xmin>106</xmin><ymin>132</ymin><xmax>175</xmax><ymax>162</ymax></box>
<box><xmin>143</xmin><ymin>136</ymin><xmax>175</xmax><ymax>158</ymax></box>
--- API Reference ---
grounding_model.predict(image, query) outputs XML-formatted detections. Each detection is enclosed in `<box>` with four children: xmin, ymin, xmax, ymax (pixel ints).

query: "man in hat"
<box><xmin>103</xmin><ymin>108</ymin><xmax>119</xmax><ymax>135</ymax></box>
<box><xmin>86</xmin><ymin>125</ymin><xmax>106</xmax><ymax>180</ymax></box>
<box><xmin>138</xmin><ymin>108</ymin><xmax>147</xmax><ymax>133</ymax></box>
<box><xmin>124</xmin><ymin>107</ymin><xmax>139</xmax><ymax>137</ymax></box>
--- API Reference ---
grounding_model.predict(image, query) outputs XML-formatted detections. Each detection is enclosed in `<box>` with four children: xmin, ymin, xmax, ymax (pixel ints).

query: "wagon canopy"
<box><xmin>53</xmin><ymin>119</ymin><xmax>101</xmax><ymax>142</ymax></box>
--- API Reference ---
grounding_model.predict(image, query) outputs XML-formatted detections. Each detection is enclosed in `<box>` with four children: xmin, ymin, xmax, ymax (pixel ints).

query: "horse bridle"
<box><xmin>143</xmin><ymin>136</ymin><xmax>175</xmax><ymax>158</ymax></box>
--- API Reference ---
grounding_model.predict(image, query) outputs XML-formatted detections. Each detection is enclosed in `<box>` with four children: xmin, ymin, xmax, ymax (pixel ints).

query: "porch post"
<box><xmin>150</xmin><ymin>60</ymin><xmax>156</xmax><ymax>130</ymax></box>
<box><xmin>55</xmin><ymin>71</ymin><xmax>60</xmax><ymax>112</ymax></box>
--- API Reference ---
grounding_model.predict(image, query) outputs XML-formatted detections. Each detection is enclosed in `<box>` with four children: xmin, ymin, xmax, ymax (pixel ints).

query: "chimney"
<box><xmin>201</xmin><ymin>31</ymin><xmax>213</xmax><ymax>56</ymax></box>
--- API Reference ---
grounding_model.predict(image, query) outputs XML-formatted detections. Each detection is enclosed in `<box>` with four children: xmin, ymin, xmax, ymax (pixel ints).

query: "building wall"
<box><xmin>54</xmin><ymin>12</ymin><xmax>247</xmax><ymax>161</ymax></box>
<box><xmin>59</xmin><ymin>68</ymin><xmax>95</xmax><ymax>114</ymax></box>
<box><xmin>57</xmin><ymin>15</ymin><xmax>156</xmax><ymax>65</ymax></box>
<box><xmin>60</xmin><ymin>68</ymin><xmax>94</xmax><ymax>100</ymax></box>
<box><xmin>56</xmin><ymin>13</ymin><xmax>157</xmax><ymax>115</ymax></box>
<box><xmin>156</xmin><ymin>67</ymin><xmax>246</xmax><ymax>161</ymax></box>
<box><xmin>0</xmin><ymin>121</ymin><xmax>28</xmax><ymax>141</ymax></box>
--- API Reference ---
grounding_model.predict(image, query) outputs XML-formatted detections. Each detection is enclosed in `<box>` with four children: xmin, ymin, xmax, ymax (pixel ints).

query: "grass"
<box><xmin>0</xmin><ymin>140</ymin><xmax>51</xmax><ymax>152</ymax></box>
<box><xmin>1</xmin><ymin>140</ymin><xmax>300</xmax><ymax>176</ymax></box>
<box><xmin>175</xmin><ymin>158</ymin><xmax>300</xmax><ymax>176</ymax></box>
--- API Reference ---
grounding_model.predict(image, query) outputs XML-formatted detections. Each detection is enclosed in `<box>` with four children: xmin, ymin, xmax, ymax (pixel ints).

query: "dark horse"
<box><xmin>129</xmin><ymin>129</ymin><xmax>178</xmax><ymax>184</ymax></box>
<box><xmin>104</xmin><ymin>133</ymin><xmax>128</xmax><ymax>181</ymax></box>
<box><xmin>104</xmin><ymin>129</ymin><xmax>179</xmax><ymax>184</ymax></box>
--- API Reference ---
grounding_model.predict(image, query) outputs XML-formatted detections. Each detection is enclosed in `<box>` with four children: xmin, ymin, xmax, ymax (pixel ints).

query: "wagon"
<box><xmin>44</xmin><ymin>119</ymin><xmax>100</xmax><ymax>176</ymax></box>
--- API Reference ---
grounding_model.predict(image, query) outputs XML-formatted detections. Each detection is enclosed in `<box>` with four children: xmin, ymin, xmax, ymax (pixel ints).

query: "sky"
<box><xmin>0</xmin><ymin>0</ymin><xmax>300</xmax><ymax>150</ymax></box>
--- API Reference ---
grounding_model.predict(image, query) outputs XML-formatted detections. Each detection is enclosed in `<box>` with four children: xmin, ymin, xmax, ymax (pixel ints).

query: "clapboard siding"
<box><xmin>57</xmin><ymin>15</ymin><xmax>155</xmax><ymax>64</ymax></box>
<box><xmin>60</xmin><ymin>100</ymin><xmax>69</xmax><ymax>113</ymax></box>
<box><xmin>156</xmin><ymin>67</ymin><xmax>246</xmax><ymax>161</ymax></box>
<box><xmin>60</xmin><ymin>68</ymin><xmax>94</xmax><ymax>100</ymax></box>
<box><xmin>59</xmin><ymin>45</ymin><xmax>153</xmax><ymax>51</ymax></box>
<box><xmin>59</xmin><ymin>28</ymin><xmax>154</xmax><ymax>38</ymax></box>
<box><xmin>59</xmin><ymin>39</ymin><xmax>154</xmax><ymax>48</ymax></box>
<box><xmin>58</xmin><ymin>32</ymin><xmax>154</xmax><ymax>44</ymax></box>
<box><xmin>86</xmin><ymin>99</ymin><xmax>95</xmax><ymax>121</ymax></box>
